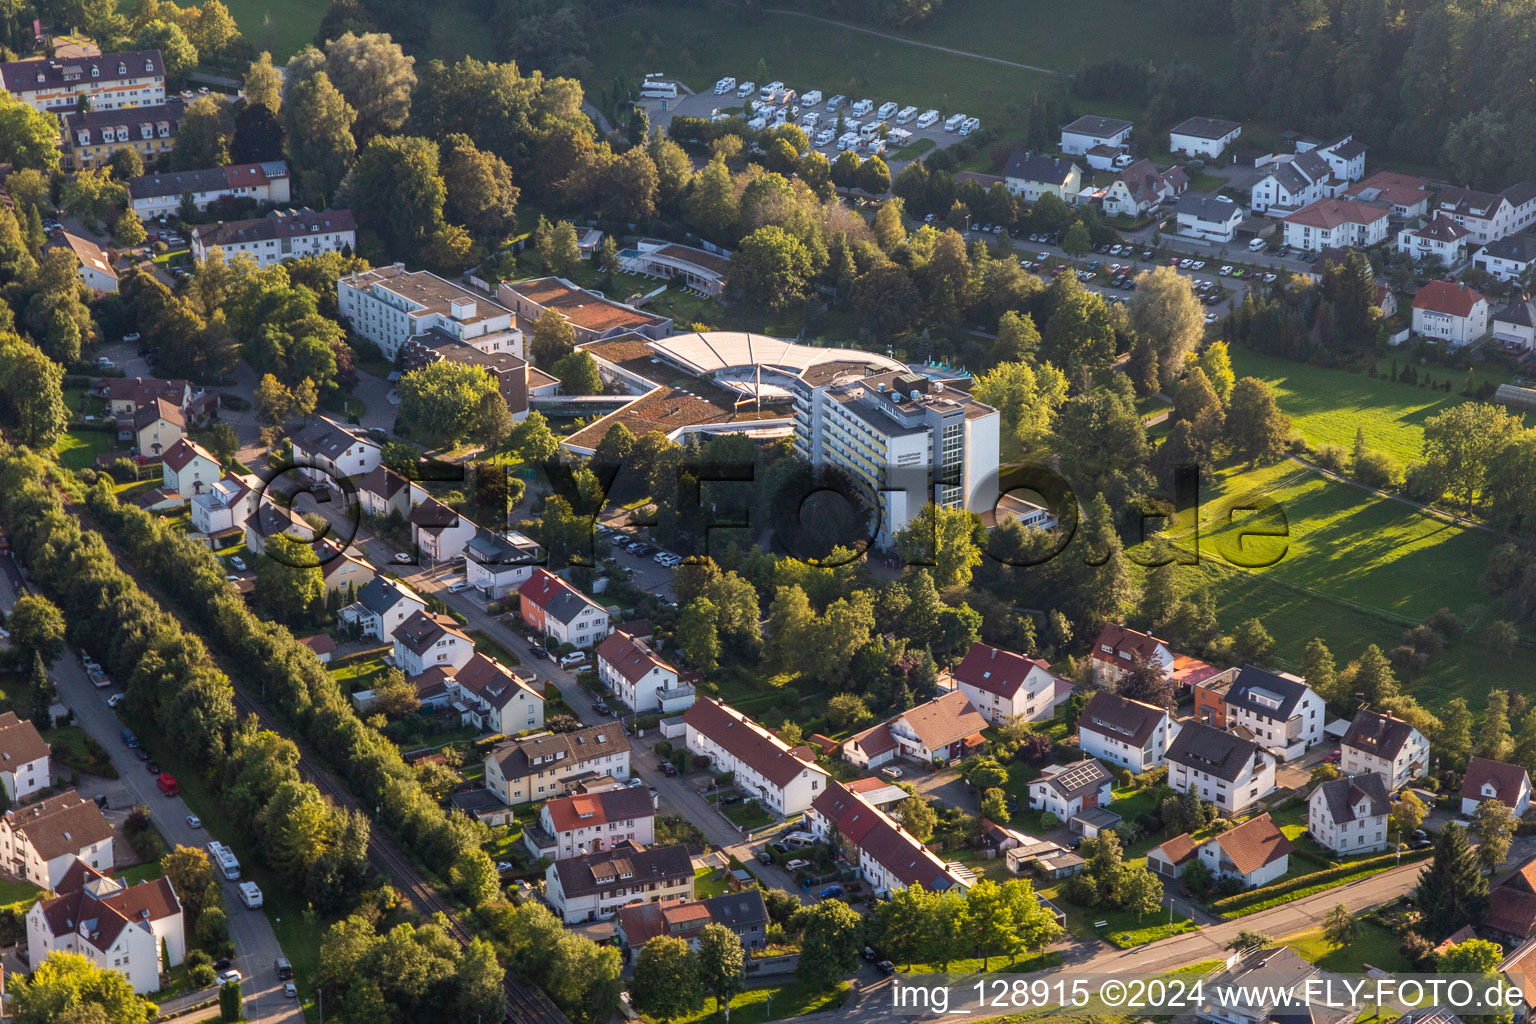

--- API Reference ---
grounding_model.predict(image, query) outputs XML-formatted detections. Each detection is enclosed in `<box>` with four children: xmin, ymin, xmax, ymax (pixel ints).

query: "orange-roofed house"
<box><xmin>1197</xmin><ymin>812</ymin><xmax>1292</xmax><ymax>887</ymax></box>
<box><xmin>1412</xmin><ymin>279</ymin><xmax>1489</xmax><ymax>345</ymax></box>
<box><xmin>1282</xmin><ymin>197</ymin><xmax>1390</xmax><ymax>252</ymax></box>
<box><xmin>844</xmin><ymin>690</ymin><xmax>988</xmax><ymax>769</ymax></box>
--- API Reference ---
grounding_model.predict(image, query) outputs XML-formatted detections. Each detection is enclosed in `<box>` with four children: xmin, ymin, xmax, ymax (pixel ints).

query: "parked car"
<box><xmin>878</xmin><ymin>960</ymin><xmax>896</xmax><ymax>976</ymax></box>
<box><xmin>757</xmin><ymin>850</ymin><xmax>775</xmax><ymax>865</ymax></box>
<box><xmin>660</xmin><ymin>762</ymin><xmax>679</xmax><ymax>777</ymax></box>
<box><xmin>218</xmin><ymin>970</ymin><xmax>243</xmax><ymax>985</ymax></box>
<box><xmin>284</xmin><ymin>982</ymin><xmax>298</xmax><ymax>999</ymax></box>
<box><xmin>879</xmin><ymin>766</ymin><xmax>903</xmax><ymax>780</ymax></box>
<box><xmin>820</xmin><ymin>884</ymin><xmax>845</xmax><ymax>900</ymax></box>
<box><xmin>229</xmin><ymin>556</ymin><xmax>247</xmax><ymax>570</ymax></box>
<box><xmin>1325</xmin><ymin>749</ymin><xmax>1341</xmax><ymax>763</ymax></box>
<box><xmin>559</xmin><ymin>652</ymin><xmax>589</xmax><ymax>669</ymax></box>
<box><xmin>107</xmin><ymin>693</ymin><xmax>124</xmax><ymax>708</ymax></box>
<box><xmin>186</xmin><ymin>814</ymin><xmax>202</xmax><ymax>829</ymax></box>
<box><xmin>785</xmin><ymin>859</ymin><xmax>810</xmax><ymax>871</ymax></box>
<box><xmin>863</xmin><ymin>946</ymin><xmax>879</xmax><ymax>962</ymax></box>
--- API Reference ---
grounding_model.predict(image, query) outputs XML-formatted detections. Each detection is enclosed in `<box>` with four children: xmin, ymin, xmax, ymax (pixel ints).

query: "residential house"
<box><xmin>290</xmin><ymin>416</ymin><xmax>381</xmax><ymax>487</ymax></box>
<box><xmin>1059</xmin><ymin>115</ymin><xmax>1133</xmax><ymax>158</ymax></box>
<box><xmin>527</xmin><ymin>787</ymin><xmax>656</xmax><ymax>860</ymax></box>
<box><xmin>1169</xmin><ymin>117</ymin><xmax>1242</xmax><ymax>159</ymax></box>
<box><xmin>0</xmin><ymin>791</ymin><xmax>115</xmax><ymax>888</ymax></box>
<box><xmin>483</xmin><ymin>723</ymin><xmax>631</xmax><ymax>806</ymax></box>
<box><xmin>1215</xmin><ymin>666</ymin><xmax>1324</xmax><ymax>761</ymax></box>
<box><xmin>392</xmin><ymin>610</ymin><xmax>474</xmax><ymax>678</ymax></box>
<box><xmin>1486</xmin><ymin>856</ymin><xmax>1536</xmax><ymax>945</ymax></box>
<box><xmin>0</xmin><ymin>49</ymin><xmax>164</xmax><ymax>113</ymax></box>
<box><xmin>999</xmin><ymin>830</ymin><xmax>1086</xmax><ymax>880</ymax></box>
<box><xmin>1475</xmin><ymin>235</ymin><xmax>1536</xmax><ymax>282</ymax></box>
<box><xmin>46</xmin><ymin>231</ymin><xmax>118</xmax><ymax>293</ymax></box>
<box><xmin>464</xmin><ymin>529</ymin><xmax>542</xmax><ymax>598</ymax></box>
<box><xmin>1493</xmin><ymin>298</ymin><xmax>1536</xmax><ymax>351</ymax></box>
<box><xmin>1281</xmin><ymin>197</ymin><xmax>1390</xmax><ymax>252</ymax></box>
<box><xmin>596</xmin><ymin>630</ymin><xmax>696</xmax><ymax>714</ymax></box>
<box><xmin>314</xmin><ymin>540</ymin><xmax>374</xmax><ymax>598</ymax></box>
<box><xmin>132</xmin><ymin>397</ymin><xmax>183</xmax><ymax>456</ymax></box>
<box><xmin>27</xmin><ymin>859</ymin><xmax>183</xmax><ymax>995</ymax></box>
<box><xmin>0</xmin><ymin>712</ymin><xmax>50</xmax><ymax>803</ymax></box>
<box><xmin>1001</xmin><ymin>152</ymin><xmax>1082</xmax><ymax>202</ymax></box>
<box><xmin>951</xmin><ymin>641</ymin><xmax>1060</xmax><ymax>725</ymax></box>
<box><xmin>1101</xmin><ymin>159</ymin><xmax>1187</xmax><ymax>218</ymax></box>
<box><xmin>1090</xmin><ymin>624</ymin><xmax>1174</xmax><ymax>685</ymax></box>
<box><xmin>616</xmin><ymin>890</ymin><xmax>769</xmax><ymax>958</ymax></box>
<box><xmin>1395</xmin><ymin>213</ymin><xmax>1470</xmax><ymax>266</ymax></box>
<box><xmin>1196</xmin><ymin>813</ymin><xmax>1292</xmax><ymax>887</ymax></box>
<box><xmin>1175</xmin><ymin>193</ymin><xmax>1243</xmax><ymax>243</ymax></box>
<box><xmin>410</xmin><ymin>498</ymin><xmax>477</xmax><ymax>561</ymax></box>
<box><xmin>454</xmin><ymin>653</ymin><xmax>545</xmax><ymax>736</ymax></box>
<box><xmin>843</xmin><ymin>691</ymin><xmax>988</xmax><ymax>768</ymax></box>
<box><xmin>128</xmin><ymin>160</ymin><xmax>291</xmax><ymax>220</ymax></box>
<box><xmin>298</xmin><ymin>634</ymin><xmax>336</xmax><ymax>664</ymax></box>
<box><xmin>1147</xmin><ymin>832</ymin><xmax>1203</xmax><ymax>880</ymax></box>
<box><xmin>356</xmin><ymin>465</ymin><xmax>426</xmax><ymax>519</ymax></box>
<box><xmin>1342</xmin><ymin>171</ymin><xmax>1432</xmax><ymax>219</ymax></box>
<box><xmin>1340</xmin><ymin>708</ymin><xmax>1429</xmax><ymax>790</ymax></box>
<box><xmin>97</xmin><ymin>376</ymin><xmax>194</xmax><ymax>418</ymax></box>
<box><xmin>1412</xmin><ymin>280</ymin><xmax>1488</xmax><ymax>345</ymax></box>
<box><xmin>1077</xmin><ymin>690</ymin><xmax>1177</xmax><ymax>771</ymax></box>
<box><xmin>683</xmin><ymin>698</ymin><xmax>827</xmax><ymax>816</ymax></box>
<box><xmin>160</xmin><ymin>438</ymin><xmax>219</xmax><ymax>497</ymax></box>
<box><xmin>1250</xmin><ymin>150</ymin><xmax>1338</xmax><ymax>214</ymax></box>
<box><xmin>1296</xmin><ymin>133</ymin><xmax>1367</xmax><ymax>182</ymax></box>
<box><xmin>1028</xmin><ymin>759</ymin><xmax>1113</xmax><ymax>820</ymax></box>
<box><xmin>1308</xmin><ymin>772</ymin><xmax>1390</xmax><ymax>855</ymax></box>
<box><xmin>342</xmin><ymin>577</ymin><xmax>427</xmax><ymax>642</ymax></box>
<box><xmin>61</xmin><ymin>98</ymin><xmax>182</xmax><ymax>170</ymax></box>
<box><xmin>518</xmin><ymin>569</ymin><xmax>610</xmax><ymax>649</ymax></box>
<box><xmin>1198</xmin><ymin>946</ymin><xmax>1318</xmax><ymax>1024</ymax></box>
<box><xmin>545</xmin><ymin>840</ymin><xmax>693</xmax><ymax>923</ymax></box>
<box><xmin>1433</xmin><ymin>184</ymin><xmax>1536</xmax><ymax>246</ymax></box>
<box><xmin>1461</xmin><ymin>756</ymin><xmax>1532</xmax><ymax>817</ymax></box>
<box><xmin>190</xmin><ymin>208</ymin><xmax>356</xmax><ymax>268</ymax></box>
<box><xmin>242</xmin><ymin>498</ymin><xmax>309</xmax><ymax>556</ymax></box>
<box><xmin>808</xmin><ymin>780</ymin><xmax>969</xmax><ymax>898</ymax></box>
<box><xmin>1165</xmin><ymin>720</ymin><xmax>1275</xmax><ymax>815</ymax></box>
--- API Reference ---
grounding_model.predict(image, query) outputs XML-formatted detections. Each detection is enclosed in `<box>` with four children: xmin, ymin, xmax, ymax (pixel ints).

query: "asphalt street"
<box><xmin>0</xmin><ymin>555</ymin><xmax>302</xmax><ymax>1023</ymax></box>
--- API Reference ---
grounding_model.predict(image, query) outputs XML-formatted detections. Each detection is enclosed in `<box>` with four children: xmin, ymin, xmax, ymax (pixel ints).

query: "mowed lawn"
<box><xmin>1229</xmin><ymin>347</ymin><xmax>1517</xmax><ymax>466</ymax></box>
<box><xmin>586</xmin><ymin>4</ymin><xmax>1057</xmax><ymax>130</ymax></box>
<box><xmin>1150</xmin><ymin>459</ymin><xmax>1536</xmax><ymax>703</ymax></box>
<box><xmin>221</xmin><ymin>0</ymin><xmax>497</xmax><ymax>60</ymax></box>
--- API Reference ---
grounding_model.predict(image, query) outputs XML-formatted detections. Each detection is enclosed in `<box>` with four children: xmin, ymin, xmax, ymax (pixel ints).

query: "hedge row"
<box><xmin>1210</xmin><ymin>848</ymin><xmax>1432</xmax><ymax>913</ymax></box>
<box><xmin>0</xmin><ymin>449</ymin><xmax>368</xmax><ymax>910</ymax></box>
<box><xmin>1221</xmin><ymin>863</ymin><xmax>1412</xmax><ymax>918</ymax></box>
<box><xmin>81</xmin><ymin>474</ymin><xmax>485</xmax><ymax>875</ymax></box>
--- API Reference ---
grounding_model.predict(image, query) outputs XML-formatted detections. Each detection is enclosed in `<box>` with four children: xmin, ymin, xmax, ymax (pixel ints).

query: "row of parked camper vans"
<box><xmin>712</xmin><ymin>77</ymin><xmax>979</xmax><ymax>143</ymax></box>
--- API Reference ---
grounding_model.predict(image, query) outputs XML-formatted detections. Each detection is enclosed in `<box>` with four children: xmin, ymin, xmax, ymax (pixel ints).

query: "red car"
<box><xmin>156</xmin><ymin>773</ymin><xmax>179</xmax><ymax>796</ymax></box>
<box><xmin>1324</xmin><ymin>749</ymin><xmax>1341</xmax><ymax>763</ymax></box>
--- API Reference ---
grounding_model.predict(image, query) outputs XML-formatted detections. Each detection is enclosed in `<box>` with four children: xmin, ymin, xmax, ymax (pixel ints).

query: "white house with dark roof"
<box><xmin>0</xmin><ymin>791</ymin><xmax>115</xmax><ymax>888</ymax></box>
<box><xmin>683</xmin><ymin>697</ymin><xmax>827</xmax><ymax>815</ymax></box>
<box><xmin>1309</xmin><ymin>772</ymin><xmax>1390</xmax><ymax>855</ymax></box>
<box><xmin>1220</xmin><ymin>666</ymin><xmax>1324</xmax><ymax>760</ymax></box>
<box><xmin>242</xmin><ymin>497</ymin><xmax>310</xmax><ymax>556</ymax></box>
<box><xmin>339</xmin><ymin>265</ymin><xmax>520</xmax><ymax>361</ymax></box>
<box><xmin>1432</xmin><ymin>184</ymin><xmax>1536</xmax><ymax>246</ymax></box>
<box><xmin>1169</xmin><ymin>117</ymin><xmax>1242</xmax><ymax>159</ymax></box>
<box><xmin>1175</xmin><ymin>192</ymin><xmax>1243</xmax><ymax>242</ymax></box>
<box><xmin>0</xmin><ymin>49</ymin><xmax>164</xmax><ymax>113</ymax></box>
<box><xmin>409</xmin><ymin>498</ymin><xmax>477</xmax><ymax>561</ymax></box>
<box><xmin>392</xmin><ymin>610</ymin><xmax>474</xmax><ymax>678</ymax></box>
<box><xmin>290</xmin><ymin>416</ymin><xmax>381</xmax><ymax>486</ymax></box>
<box><xmin>1059</xmin><ymin>115</ymin><xmax>1133</xmax><ymax>157</ymax></box>
<box><xmin>545</xmin><ymin>840</ymin><xmax>693</xmax><ymax>923</ymax></box>
<box><xmin>1002</xmin><ymin>152</ymin><xmax>1083</xmax><ymax>202</ymax></box>
<box><xmin>1396</xmin><ymin>213</ymin><xmax>1470</xmax><ymax>266</ymax></box>
<box><xmin>951</xmin><ymin>642</ymin><xmax>1060</xmax><ymax>724</ymax></box>
<box><xmin>454</xmin><ymin>652</ymin><xmax>544</xmax><ymax>735</ymax></box>
<box><xmin>518</xmin><ymin>568</ymin><xmax>610</xmax><ymax>648</ymax></box>
<box><xmin>484</xmin><ymin>723</ymin><xmax>629</xmax><ymax>806</ymax></box>
<box><xmin>1341</xmin><ymin>709</ymin><xmax>1428</xmax><ymax>791</ymax></box>
<box><xmin>809</xmin><ymin>780</ymin><xmax>969</xmax><ymax>898</ymax></box>
<box><xmin>191</xmin><ymin>208</ymin><xmax>355</xmax><ymax>268</ymax></box>
<box><xmin>843</xmin><ymin>691</ymin><xmax>988</xmax><ymax>768</ymax></box>
<box><xmin>27</xmin><ymin>859</ymin><xmax>183</xmax><ymax>994</ymax></box>
<box><xmin>0</xmin><ymin>712</ymin><xmax>50</xmax><ymax>803</ymax></box>
<box><xmin>1250</xmin><ymin>149</ymin><xmax>1338</xmax><ymax>214</ymax></box>
<box><xmin>1028</xmin><ymin>759</ymin><xmax>1113</xmax><ymax>820</ymax></box>
<box><xmin>1165</xmin><ymin>720</ymin><xmax>1274</xmax><ymax>814</ymax></box>
<box><xmin>1493</xmin><ymin>298</ymin><xmax>1536</xmax><ymax>351</ymax></box>
<box><xmin>1102</xmin><ymin>159</ymin><xmax>1187</xmax><ymax>218</ymax></box>
<box><xmin>342</xmin><ymin>577</ymin><xmax>426</xmax><ymax>642</ymax></box>
<box><xmin>128</xmin><ymin>160</ymin><xmax>290</xmax><ymax>219</ymax></box>
<box><xmin>47</xmin><ymin>231</ymin><xmax>118</xmax><ymax>293</ymax></box>
<box><xmin>464</xmin><ymin>528</ymin><xmax>541</xmax><ymax>597</ymax></box>
<box><xmin>596</xmin><ymin>630</ymin><xmax>695</xmax><ymax>714</ymax></box>
<box><xmin>1461</xmin><ymin>756</ymin><xmax>1531</xmax><ymax>817</ymax></box>
<box><xmin>1077</xmin><ymin>691</ymin><xmax>1177</xmax><ymax>771</ymax></box>
<box><xmin>530</xmin><ymin>786</ymin><xmax>656</xmax><ymax>860</ymax></box>
<box><xmin>356</xmin><ymin>465</ymin><xmax>426</xmax><ymax>519</ymax></box>
<box><xmin>160</xmin><ymin>437</ymin><xmax>219</xmax><ymax>497</ymax></box>
<box><xmin>1296</xmin><ymin>133</ymin><xmax>1366</xmax><ymax>182</ymax></box>
<box><xmin>1090</xmin><ymin>624</ymin><xmax>1174</xmax><ymax>685</ymax></box>
<box><xmin>1476</xmin><ymin>234</ymin><xmax>1536</xmax><ymax>282</ymax></box>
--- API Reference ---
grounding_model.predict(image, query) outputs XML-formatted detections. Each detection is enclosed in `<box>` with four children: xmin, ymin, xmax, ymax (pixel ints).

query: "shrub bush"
<box><xmin>1209</xmin><ymin>848</ymin><xmax>1432</xmax><ymax>913</ymax></box>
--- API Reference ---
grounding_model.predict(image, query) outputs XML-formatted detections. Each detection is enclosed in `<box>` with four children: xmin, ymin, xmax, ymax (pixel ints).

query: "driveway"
<box><xmin>0</xmin><ymin>556</ymin><xmax>302</xmax><ymax>1024</ymax></box>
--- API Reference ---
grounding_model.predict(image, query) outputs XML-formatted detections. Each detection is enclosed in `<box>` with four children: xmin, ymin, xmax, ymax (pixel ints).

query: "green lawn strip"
<box><xmin>0</xmin><ymin>875</ymin><xmax>40</xmax><ymax>905</ymax></box>
<box><xmin>1034</xmin><ymin>880</ymin><xmax>1195</xmax><ymax>944</ymax></box>
<box><xmin>1219</xmin><ymin>863</ymin><xmax>1408</xmax><ymax>918</ymax></box>
<box><xmin>1106</xmin><ymin>919</ymin><xmax>1199</xmax><ymax>948</ymax></box>
<box><xmin>116</xmin><ymin>861</ymin><xmax>166</xmax><ymax>886</ymax></box>
<box><xmin>1283</xmin><ymin>920</ymin><xmax>1411</xmax><ymax>973</ymax></box>
<box><xmin>56</xmin><ymin>428</ymin><xmax>114</xmax><ymax>471</ymax></box>
<box><xmin>45</xmin><ymin>724</ymin><xmax>119</xmax><ymax>778</ymax></box>
<box><xmin>723</xmin><ymin>801</ymin><xmax>773</xmax><ymax>830</ymax></box>
<box><xmin>903</xmin><ymin>949</ymin><xmax>1063</xmax><ymax>976</ymax></box>
<box><xmin>464</xmin><ymin>629</ymin><xmax>521</xmax><ymax>667</ymax></box>
<box><xmin>694</xmin><ymin>865</ymin><xmax>733</xmax><ymax>898</ymax></box>
<box><xmin>645</xmin><ymin>979</ymin><xmax>849</xmax><ymax>1024</ymax></box>
<box><xmin>894</xmin><ymin>137</ymin><xmax>936</xmax><ymax>161</ymax></box>
<box><xmin>327</xmin><ymin>656</ymin><xmax>391</xmax><ymax>695</ymax></box>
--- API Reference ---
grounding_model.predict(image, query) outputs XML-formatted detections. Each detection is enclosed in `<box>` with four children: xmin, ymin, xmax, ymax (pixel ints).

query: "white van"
<box><xmin>714</xmin><ymin>77</ymin><xmax>736</xmax><ymax>95</ymax></box>
<box><xmin>944</xmin><ymin>113</ymin><xmax>965</xmax><ymax>132</ymax></box>
<box><xmin>640</xmin><ymin>79</ymin><xmax>678</xmax><ymax>99</ymax></box>
<box><xmin>560</xmin><ymin>651</ymin><xmax>590</xmax><ymax>669</ymax></box>
<box><xmin>801</xmin><ymin>89</ymin><xmax>823</xmax><ymax>107</ymax></box>
<box><xmin>815</xmin><ymin>128</ymin><xmax>835</xmax><ymax>147</ymax></box>
<box><xmin>850</xmin><ymin>98</ymin><xmax>874</xmax><ymax>116</ymax></box>
<box><xmin>843</xmin><ymin>118</ymin><xmax>862</xmax><ymax>134</ymax></box>
<box><xmin>736</xmin><ymin>81</ymin><xmax>756</xmax><ymax>98</ymax></box>
<box><xmin>866</xmin><ymin>138</ymin><xmax>887</xmax><ymax>155</ymax></box>
<box><xmin>915</xmin><ymin>109</ymin><xmax>940</xmax><ymax>128</ymax></box>
<box><xmin>960</xmin><ymin>116</ymin><xmax>980</xmax><ymax>135</ymax></box>
<box><xmin>800</xmin><ymin>111</ymin><xmax>820</xmax><ymax>129</ymax></box>
<box><xmin>1248</xmin><ymin>237</ymin><xmax>1268</xmax><ymax>252</ymax></box>
<box><xmin>876</xmin><ymin>101</ymin><xmax>898</xmax><ymax>120</ymax></box>
<box><xmin>825</xmin><ymin>94</ymin><xmax>846</xmax><ymax>112</ymax></box>
<box><xmin>760</xmin><ymin>80</ymin><xmax>784</xmax><ymax>101</ymax></box>
<box><xmin>239</xmin><ymin>882</ymin><xmax>263</xmax><ymax>909</ymax></box>
<box><xmin>836</xmin><ymin>133</ymin><xmax>859</xmax><ymax>151</ymax></box>
<box><xmin>895</xmin><ymin>105</ymin><xmax>918</xmax><ymax>124</ymax></box>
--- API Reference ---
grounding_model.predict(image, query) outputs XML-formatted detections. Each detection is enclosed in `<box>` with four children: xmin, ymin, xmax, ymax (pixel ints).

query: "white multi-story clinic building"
<box><xmin>337</xmin><ymin>265</ymin><xmax>521</xmax><ymax>361</ymax></box>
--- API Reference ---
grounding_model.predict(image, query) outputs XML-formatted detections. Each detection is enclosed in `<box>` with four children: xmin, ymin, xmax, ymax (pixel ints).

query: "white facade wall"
<box><xmin>1168</xmin><ymin>755</ymin><xmax>1275</xmax><ymax>815</ymax></box>
<box><xmin>683</xmin><ymin>725</ymin><xmax>824</xmax><ymax>815</ymax></box>
<box><xmin>1307</xmin><ymin>787</ymin><xmax>1388</xmax><ymax>855</ymax></box>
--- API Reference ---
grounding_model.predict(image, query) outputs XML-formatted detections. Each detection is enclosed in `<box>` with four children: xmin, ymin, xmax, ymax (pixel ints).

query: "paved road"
<box><xmin>0</xmin><ymin>556</ymin><xmax>301</xmax><ymax>1024</ymax></box>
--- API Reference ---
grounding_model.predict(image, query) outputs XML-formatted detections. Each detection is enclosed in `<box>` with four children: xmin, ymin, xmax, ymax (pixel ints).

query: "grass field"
<box><xmin>649</xmin><ymin>979</ymin><xmax>849</xmax><ymax>1024</ymax></box>
<box><xmin>221</xmin><ymin>0</ymin><xmax>497</xmax><ymax>61</ymax></box>
<box><xmin>1229</xmin><ymin>347</ymin><xmax>1517</xmax><ymax>465</ymax></box>
<box><xmin>1283</xmin><ymin>921</ymin><xmax>1409</xmax><ymax>973</ymax></box>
